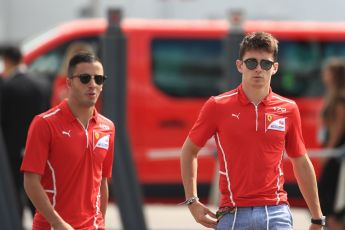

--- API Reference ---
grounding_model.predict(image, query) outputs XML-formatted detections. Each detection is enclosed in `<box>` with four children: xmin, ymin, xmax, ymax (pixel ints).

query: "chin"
<box><xmin>83</xmin><ymin>100</ymin><xmax>97</xmax><ymax>107</ymax></box>
<box><xmin>251</xmin><ymin>83</ymin><xmax>265</xmax><ymax>88</ymax></box>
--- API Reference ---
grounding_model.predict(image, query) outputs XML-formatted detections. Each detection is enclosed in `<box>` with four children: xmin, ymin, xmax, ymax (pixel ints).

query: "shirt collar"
<box><xmin>60</xmin><ymin>99</ymin><xmax>99</xmax><ymax>123</ymax></box>
<box><xmin>261</xmin><ymin>88</ymin><xmax>273</xmax><ymax>105</ymax></box>
<box><xmin>237</xmin><ymin>84</ymin><xmax>273</xmax><ymax>106</ymax></box>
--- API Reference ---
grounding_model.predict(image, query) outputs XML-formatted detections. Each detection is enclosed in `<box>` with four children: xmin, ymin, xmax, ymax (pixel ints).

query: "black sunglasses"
<box><xmin>70</xmin><ymin>74</ymin><xmax>107</xmax><ymax>85</ymax></box>
<box><xmin>243</xmin><ymin>58</ymin><xmax>275</xmax><ymax>71</ymax></box>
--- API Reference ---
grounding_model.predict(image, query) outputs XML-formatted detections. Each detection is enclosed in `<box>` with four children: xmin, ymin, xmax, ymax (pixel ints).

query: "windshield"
<box><xmin>21</xmin><ymin>27</ymin><xmax>59</xmax><ymax>55</ymax></box>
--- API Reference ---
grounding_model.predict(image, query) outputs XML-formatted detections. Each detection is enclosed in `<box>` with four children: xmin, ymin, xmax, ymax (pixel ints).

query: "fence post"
<box><xmin>101</xmin><ymin>8</ymin><xmax>147</xmax><ymax>230</ymax></box>
<box><xmin>209</xmin><ymin>9</ymin><xmax>245</xmax><ymax>206</ymax></box>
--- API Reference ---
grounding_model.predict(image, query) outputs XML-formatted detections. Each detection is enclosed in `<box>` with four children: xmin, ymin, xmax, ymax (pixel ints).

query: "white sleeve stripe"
<box><xmin>216</xmin><ymin>133</ymin><xmax>236</xmax><ymax>207</ymax></box>
<box><xmin>215</xmin><ymin>92</ymin><xmax>238</xmax><ymax>101</ymax></box>
<box><xmin>43</xmin><ymin>108</ymin><xmax>61</xmax><ymax>118</ymax></box>
<box><xmin>272</xmin><ymin>95</ymin><xmax>295</xmax><ymax>104</ymax></box>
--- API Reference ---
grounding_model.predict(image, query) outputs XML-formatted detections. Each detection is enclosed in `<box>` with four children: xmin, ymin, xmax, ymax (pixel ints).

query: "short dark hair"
<box><xmin>239</xmin><ymin>32</ymin><xmax>279</xmax><ymax>61</ymax></box>
<box><xmin>0</xmin><ymin>46</ymin><xmax>22</xmax><ymax>65</ymax></box>
<box><xmin>67</xmin><ymin>53</ymin><xmax>101</xmax><ymax>77</ymax></box>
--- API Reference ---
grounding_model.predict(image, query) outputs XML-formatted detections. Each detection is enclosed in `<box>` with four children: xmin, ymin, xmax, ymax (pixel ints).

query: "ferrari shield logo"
<box><xmin>267</xmin><ymin>114</ymin><xmax>272</xmax><ymax>122</ymax></box>
<box><xmin>93</xmin><ymin>131</ymin><xmax>110</xmax><ymax>150</ymax></box>
<box><xmin>265</xmin><ymin>113</ymin><xmax>286</xmax><ymax>132</ymax></box>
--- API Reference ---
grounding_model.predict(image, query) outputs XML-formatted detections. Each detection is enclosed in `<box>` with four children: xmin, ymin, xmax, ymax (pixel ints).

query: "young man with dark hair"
<box><xmin>181</xmin><ymin>32</ymin><xmax>324</xmax><ymax>229</ymax></box>
<box><xmin>21</xmin><ymin>53</ymin><xmax>115</xmax><ymax>230</ymax></box>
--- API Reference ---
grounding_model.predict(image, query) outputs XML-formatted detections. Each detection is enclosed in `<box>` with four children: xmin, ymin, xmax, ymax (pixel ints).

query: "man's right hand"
<box><xmin>188</xmin><ymin>201</ymin><xmax>217</xmax><ymax>229</ymax></box>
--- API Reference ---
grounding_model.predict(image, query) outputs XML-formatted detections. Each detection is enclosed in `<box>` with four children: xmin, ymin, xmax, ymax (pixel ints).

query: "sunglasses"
<box><xmin>70</xmin><ymin>74</ymin><xmax>107</xmax><ymax>85</ymax></box>
<box><xmin>243</xmin><ymin>58</ymin><xmax>275</xmax><ymax>71</ymax></box>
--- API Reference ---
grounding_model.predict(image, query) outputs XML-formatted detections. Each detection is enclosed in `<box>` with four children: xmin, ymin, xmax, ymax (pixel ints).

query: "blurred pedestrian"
<box><xmin>180</xmin><ymin>32</ymin><xmax>325</xmax><ymax>229</ymax></box>
<box><xmin>50</xmin><ymin>41</ymin><xmax>95</xmax><ymax>107</ymax></box>
<box><xmin>0</xmin><ymin>45</ymin><xmax>47</xmax><ymax>220</ymax></box>
<box><xmin>0</xmin><ymin>71</ymin><xmax>3</xmax><ymax>116</ymax></box>
<box><xmin>21</xmin><ymin>53</ymin><xmax>115</xmax><ymax>229</ymax></box>
<box><xmin>318</xmin><ymin>57</ymin><xmax>345</xmax><ymax>229</ymax></box>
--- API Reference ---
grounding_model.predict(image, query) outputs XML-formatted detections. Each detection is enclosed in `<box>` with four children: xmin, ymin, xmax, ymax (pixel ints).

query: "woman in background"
<box><xmin>318</xmin><ymin>57</ymin><xmax>345</xmax><ymax>229</ymax></box>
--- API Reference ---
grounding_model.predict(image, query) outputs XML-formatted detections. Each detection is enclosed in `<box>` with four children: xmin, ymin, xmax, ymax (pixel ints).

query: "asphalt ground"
<box><xmin>23</xmin><ymin>203</ymin><xmax>311</xmax><ymax>230</ymax></box>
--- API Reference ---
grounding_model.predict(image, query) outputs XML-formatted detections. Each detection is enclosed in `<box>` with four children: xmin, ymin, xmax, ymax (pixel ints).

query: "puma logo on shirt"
<box><xmin>62</xmin><ymin>130</ymin><xmax>71</xmax><ymax>137</ymax></box>
<box><xmin>232</xmin><ymin>113</ymin><xmax>240</xmax><ymax>119</ymax></box>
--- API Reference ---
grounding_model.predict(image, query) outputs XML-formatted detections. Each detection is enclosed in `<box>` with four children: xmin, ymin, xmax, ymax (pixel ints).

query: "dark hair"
<box><xmin>67</xmin><ymin>53</ymin><xmax>101</xmax><ymax>78</ymax></box>
<box><xmin>239</xmin><ymin>32</ymin><xmax>279</xmax><ymax>61</ymax></box>
<box><xmin>0</xmin><ymin>46</ymin><xmax>22</xmax><ymax>65</ymax></box>
<box><xmin>322</xmin><ymin>57</ymin><xmax>345</xmax><ymax>121</ymax></box>
<box><xmin>323</xmin><ymin>57</ymin><xmax>345</xmax><ymax>91</ymax></box>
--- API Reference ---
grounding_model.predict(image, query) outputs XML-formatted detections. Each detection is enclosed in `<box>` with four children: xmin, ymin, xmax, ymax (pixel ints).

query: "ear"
<box><xmin>66</xmin><ymin>77</ymin><xmax>72</xmax><ymax>88</ymax></box>
<box><xmin>236</xmin><ymin>59</ymin><xmax>243</xmax><ymax>74</ymax></box>
<box><xmin>272</xmin><ymin>62</ymin><xmax>279</xmax><ymax>75</ymax></box>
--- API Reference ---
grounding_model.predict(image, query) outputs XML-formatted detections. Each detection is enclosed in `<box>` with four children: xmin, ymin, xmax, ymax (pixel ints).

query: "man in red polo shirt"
<box><xmin>180</xmin><ymin>32</ymin><xmax>324</xmax><ymax>229</ymax></box>
<box><xmin>21</xmin><ymin>53</ymin><xmax>115</xmax><ymax>230</ymax></box>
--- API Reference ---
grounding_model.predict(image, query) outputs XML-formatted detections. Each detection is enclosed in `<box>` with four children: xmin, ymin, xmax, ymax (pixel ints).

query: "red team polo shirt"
<box><xmin>21</xmin><ymin>100</ymin><xmax>115</xmax><ymax>230</ymax></box>
<box><xmin>189</xmin><ymin>84</ymin><xmax>306</xmax><ymax>208</ymax></box>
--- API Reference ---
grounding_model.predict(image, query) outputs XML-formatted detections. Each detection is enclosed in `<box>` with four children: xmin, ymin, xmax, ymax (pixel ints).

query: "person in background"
<box><xmin>50</xmin><ymin>41</ymin><xmax>95</xmax><ymax>107</ymax></box>
<box><xmin>0</xmin><ymin>45</ymin><xmax>47</xmax><ymax>221</ymax></box>
<box><xmin>0</xmin><ymin>69</ymin><xmax>3</xmax><ymax>116</ymax></box>
<box><xmin>318</xmin><ymin>57</ymin><xmax>345</xmax><ymax>230</ymax></box>
<box><xmin>180</xmin><ymin>32</ymin><xmax>324</xmax><ymax>229</ymax></box>
<box><xmin>21</xmin><ymin>53</ymin><xmax>115</xmax><ymax>229</ymax></box>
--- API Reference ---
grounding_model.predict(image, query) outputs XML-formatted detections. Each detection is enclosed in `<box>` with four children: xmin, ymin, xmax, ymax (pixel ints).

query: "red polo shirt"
<box><xmin>21</xmin><ymin>100</ymin><xmax>115</xmax><ymax>230</ymax></box>
<box><xmin>189</xmin><ymin>84</ymin><xmax>306</xmax><ymax>208</ymax></box>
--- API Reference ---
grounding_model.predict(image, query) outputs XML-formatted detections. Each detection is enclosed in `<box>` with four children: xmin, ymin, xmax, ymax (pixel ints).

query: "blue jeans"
<box><xmin>216</xmin><ymin>204</ymin><xmax>293</xmax><ymax>230</ymax></box>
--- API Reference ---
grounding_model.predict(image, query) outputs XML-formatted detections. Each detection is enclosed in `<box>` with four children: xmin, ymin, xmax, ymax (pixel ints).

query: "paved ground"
<box><xmin>24</xmin><ymin>204</ymin><xmax>311</xmax><ymax>229</ymax></box>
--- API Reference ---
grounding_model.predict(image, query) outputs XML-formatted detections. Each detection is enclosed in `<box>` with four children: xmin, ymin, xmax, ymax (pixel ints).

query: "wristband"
<box><xmin>311</xmin><ymin>216</ymin><xmax>326</xmax><ymax>226</ymax></box>
<box><xmin>179</xmin><ymin>196</ymin><xmax>199</xmax><ymax>205</ymax></box>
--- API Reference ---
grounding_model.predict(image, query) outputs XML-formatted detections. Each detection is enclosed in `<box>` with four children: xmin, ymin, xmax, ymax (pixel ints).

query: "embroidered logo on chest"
<box><xmin>265</xmin><ymin>113</ymin><xmax>286</xmax><ymax>132</ymax></box>
<box><xmin>99</xmin><ymin>123</ymin><xmax>110</xmax><ymax>130</ymax></box>
<box><xmin>62</xmin><ymin>130</ymin><xmax>71</xmax><ymax>137</ymax></box>
<box><xmin>231</xmin><ymin>113</ymin><xmax>240</xmax><ymax>119</ymax></box>
<box><xmin>93</xmin><ymin>131</ymin><xmax>110</xmax><ymax>150</ymax></box>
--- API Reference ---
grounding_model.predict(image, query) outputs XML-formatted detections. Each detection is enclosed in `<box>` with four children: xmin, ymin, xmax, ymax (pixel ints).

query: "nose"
<box><xmin>88</xmin><ymin>76</ymin><xmax>98</xmax><ymax>86</ymax></box>
<box><xmin>85</xmin><ymin>79</ymin><xmax>96</xmax><ymax>89</ymax></box>
<box><xmin>254</xmin><ymin>64</ymin><xmax>263</xmax><ymax>72</ymax></box>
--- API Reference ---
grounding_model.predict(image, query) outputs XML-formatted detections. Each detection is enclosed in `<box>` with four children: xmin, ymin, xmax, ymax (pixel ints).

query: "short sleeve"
<box><xmin>285</xmin><ymin>104</ymin><xmax>307</xmax><ymax>158</ymax></box>
<box><xmin>20</xmin><ymin>116</ymin><xmax>51</xmax><ymax>174</ymax></box>
<box><xmin>102</xmin><ymin>123</ymin><xmax>115</xmax><ymax>178</ymax></box>
<box><xmin>189</xmin><ymin>97</ymin><xmax>217</xmax><ymax>147</ymax></box>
